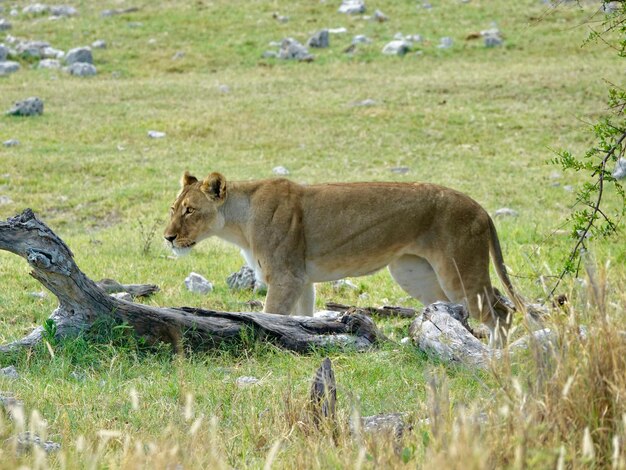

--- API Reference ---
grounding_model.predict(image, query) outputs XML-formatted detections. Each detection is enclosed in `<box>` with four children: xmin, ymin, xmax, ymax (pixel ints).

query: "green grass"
<box><xmin>1</xmin><ymin>0</ymin><xmax>626</xmax><ymax>468</ymax></box>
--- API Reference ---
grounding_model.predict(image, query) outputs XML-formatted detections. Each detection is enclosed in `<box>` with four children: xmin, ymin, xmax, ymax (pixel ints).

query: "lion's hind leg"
<box><xmin>388</xmin><ymin>255</ymin><xmax>450</xmax><ymax>306</ymax></box>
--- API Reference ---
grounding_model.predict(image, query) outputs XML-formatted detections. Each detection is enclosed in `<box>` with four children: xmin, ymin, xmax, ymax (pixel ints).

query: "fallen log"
<box><xmin>325</xmin><ymin>302</ymin><xmax>417</xmax><ymax>319</ymax></box>
<box><xmin>0</xmin><ymin>209</ymin><xmax>384</xmax><ymax>354</ymax></box>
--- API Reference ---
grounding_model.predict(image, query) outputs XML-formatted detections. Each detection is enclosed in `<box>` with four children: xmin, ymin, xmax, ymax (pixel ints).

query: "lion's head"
<box><xmin>164</xmin><ymin>171</ymin><xmax>227</xmax><ymax>257</ymax></box>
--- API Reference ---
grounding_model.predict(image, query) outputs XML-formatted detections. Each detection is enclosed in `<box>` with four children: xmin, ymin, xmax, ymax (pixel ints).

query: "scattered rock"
<box><xmin>352</xmin><ymin>35</ymin><xmax>371</xmax><ymax>45</ymax></box>
<box><xmin>0</xmin><ymin>44</ymin><xmax>7</xmax><ymax>61</ymax></box>
<box><xmin>339</xmin><ymin>0</ymin><xmax>366</xmax><ymax>14</ymax></box>
<box><xmin>400</xmin><ymin>337</ymin><xmax>411</xmax><ymax>345</ymax></box>
<box><xmin>28</xmin><ymin>291</ymin><xmax>47</xmax><ymax>299</ymax></box>
<box><xmin>66</xmin><ymin>62</ymin><xmax>96</xmax><ymax>76</ymax></box>
<box><xmin>0</xmin><ymin>18</ymin><xmax>12</xmax><ymax>30</ymax></box>
<box><xmin>42</xmin><ymin>46</ymin><xmax>64</xmax><ymax>59</ymax></box>
<box><xmin>91</xmin><ymin>39</ymin><xmax>106</xmax><ymax>49</ymax></box>
<box><xmin>481</xmin><ymin>27</ymin><xmax>503</xmax><ymax>47</ymax></box>
<box><xmin>279</xmin><ymin>38</ymin><xmax>314</xmax><ymax>61</ymax></box>
<box><xmin>356</xmin><ymin>413</ymin><xmax>409</xmax><ymax>440</ymax></box>
<box><xmin>110</xmin><ymin>292</ymin><xmax>132</xmax><ymax>302</ymax></box>
<box><xmin>22</xmin><ymin>4</ymin><xmax>50</xmax><ymax>15</ymax></box>
<box><xmin>373</xmin><ymin>9</ymin><xmax>388</xmax><ymax>22</ymax></box>
<box><xmin>382</xmin><ymin>40</ymin><xmax>410</xmax><ymax>56</ymax></box>
<box><xmin>3</xmin><ymin>139</ymin><xmax>20</xmax><ymax>147</ymax></box>
<box><xmin>613</xmin><ymin>157</ymin><xmax>626</xmax><ymax>180</ymax></box>
<box><xmin>494</xmin><ymin>207</ymin><xmax>519</xmax><ymax>218</ymax></box>
<box><xmin>332</xmin><ymin>279</ymin><xmax>358</xmax><ymax>291</ymax></box>
<box><xmin>261</xmin><ymin>50</ymin><xmax>278</xmax><ymax>58</ymax></box>
<box><xmin>226</xmin><ymin>265</ymin><xmax>266</xmax><ymax>292</ymax></box>
<box><xmin>438</xmin><ymin>37</ymin><xmax>454</xmax><ymax>49</ymax></box>
<box><xmin>0</xmin><ymin>61</ymin><xmax>20</xmax><ymax>75</ymax></box>
<box><xmin>390</xmin><ymin>166</ymin><xmax>410</xmax><ymax>174</ymax></box>
<box><xmin>563</xmin><ymin>185</ymin><xmax>574</xmax><ymax>192</ymax></box>
<box><xmin>147</xmin><ymin>130</ymin><xmax>166</xmax><ymax>139</ymax></box>
<box><xmin>351</xmin><ymin>98</ymin><xmax>376</xmax><ymax>107</ymax></box>
<box><xmin>307</xmin><ymin>29</ymin><xmax>329</xmax><ymax>48</ymax></box>
<box><xmin>0</xmin><ymin>196</ymin><xmax>13</xmax><ymax>205</ymax></box>
<box><xmin>420</xmin><ymin>2</ymin><xmax>433</xmax><ymax>9</ymax></box>
<box><xmin>101</xmin><ymin>7</ymin><xmax>139</xmax><ymax>17</ymax></box>
<box><xmin>328</xmin><ymin>27</ymin><xmax>348</xmax><ymax>34</ymax></box>
<box><xmin>6</xmin><ymin>97</ymin><xmax>44</xmax><ymax>116</ymax></box>
<box><xmin>0</xmin><ymin>365</ymin><xmax>19</xmax><ymax>380</ymax></box>
<box><xmin>15</xmin><ymin>432</ymin><xmax>61</xmax><ymax>454</ymax></box>
<box><xmin>184</xmin><ymin>272</ymin><xmax>213</xmax><ymax>294</ymax></box>
<box><xmin>236</xmin><ymin>376</ymin><xmax>260</xmax><ymax>387</ymax></box>
<box><xmin>603</xmin><ymin>1</ymin><xmax>620</xmax><ymax>14</ymax></box>
<box><xmin>38</xmin><ymin>58</ymin><xmax>61</xmax><ymax>69</ymax></box>
<box><xmin>172</xmin><ymin>51</ymin><xmax>185</xmax><ymax>60</ymax></box>
<box><xmin>272</xmin><ymin>165</ymin><xmax>290</xmax><ymax>175</ymax></box>
<box><xmin>50</xmin><ymin>5</ymin><xmax>77</xmax><ymax>17</ymax></box>
<box><xmin>272</xmin><ymin>12</ymin><xmax>289</xmax><ymax>23</ymax></box>
<box><xmin>65</xmin><ymin>46</ymin><xmax>92</xmax><ymax>65</ymax></box>
<box><xmin>218</xmin><ymin>84</ymin><xmax>230</xmax><ymax>93</ymax></box>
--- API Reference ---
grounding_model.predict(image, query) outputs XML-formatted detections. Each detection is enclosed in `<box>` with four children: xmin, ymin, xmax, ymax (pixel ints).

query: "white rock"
<box><xmin>338</xmin><ymin>0</ymin><xmax>365</xmax><ymax>14</ymax></box>
<box><xmin>0</xmin><ymin>61</ymin><xmax>20</xmax><ymax>75</ymax></box>
<box><xmin>91</xmin><ymin>39</ymin><xmax>106</xmax><ymax>49</ymax></box>
<box><xmin>382</xmin><ymin>40</ymin><xmax>410</xmax><ymax>56</ymax></box>
<box><xmin>50</xmin><ymin>5</ymin><xmax>77</xmax><ymax>17</ymax></box>
<box><xmin>3</xmin><ymin>139</ymin><xmax>19</xmax><ymax>147</ymax></box>
<box><xmin>612</xmin><ymin>157</ymin><xmax>626</xmax><ymax>180</ymax></box>
<box><xmin>65</xmin><ymin>46</ymin><xmax>92</xmax><ymax>64</ymax></box>
<box><xmin>400</xmin><ymin>337</ymin><xmax>411</xmax><ymax>345</ymax></box>
<box><xmin>0</xmin><ymin>366</ymin><xmax>19</xmax><ymax>380</ymax></box>
<box><xmin>184</xmin><ymin>272</ymin><xmax>213</xmax><ymax>294</ymax></box>
<box><xmin>236</xmin><ymin>376</ymin><xmax>260</xmax><ymax>387</ymax></box>
<box><xmin>23</xmin><ymin>4</ymin><xmax>50</xmax><ymax>15</ymax></box>
<box><xmin>494</xmin><ymin>207</ymin><xmax>519</xmax><ymax>218</ymax></box>
<box><xmin>438</xmin><ymin>37</ymin><xmax>453</xmax><ymax>49</ymax></box>
<box><xmin>148</xmin><ymin>130</ymin><xmax>166</xmax><ymax>139</ymax></box>
<box><xmin>272</xmin><ymin>165</ymin><xmax>290</xmax><ymax>176</ymax></box>
<box><xmin>66</xmin><ymin>62</ymin><xmax>96</xmax><ymax>76</ymax></box>
<box><xmin>0</xmin><ymin>196</ymin><xmax>14</xmax><ymax>205</ymax></box>
<box><xmin>332</xmin><ymin>279</ymin><xmax>358</xmax><ymax>291</ymax></box>
<box><xmin>42</xmin><ymin>46</ymin><xmax>64</xmax><ymax>58</ymax></box>
<box><xmin>38</xmin><ymin>58</ymin><xmax>61</xmax><ymax>69</ymax></box>
<box><xmin>351</xmin><ymin>98</ymin><xmax>376</xmax><ymax>107</ymax></box>
<box><xmin>328</xmin><ymin>27</ymin><xmax>348</xmax><ymax>34</ymax></box>
<box><xmin>352</xmin><ymin>35</ymin><xmax>371</xmax><ymax>45</ymax></box>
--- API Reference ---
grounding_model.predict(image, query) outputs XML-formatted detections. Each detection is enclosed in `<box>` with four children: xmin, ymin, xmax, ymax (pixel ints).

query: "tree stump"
<box><xmin>0</xmin><ymin>209</ymin><xmax>384</xmax><ymax>354</ymax></box>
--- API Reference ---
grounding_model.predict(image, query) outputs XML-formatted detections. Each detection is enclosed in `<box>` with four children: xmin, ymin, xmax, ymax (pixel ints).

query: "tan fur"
<box><xmin>164</xmin><ymin>172</ymin><xmax>524</xmax><ymax>342</ymax></box>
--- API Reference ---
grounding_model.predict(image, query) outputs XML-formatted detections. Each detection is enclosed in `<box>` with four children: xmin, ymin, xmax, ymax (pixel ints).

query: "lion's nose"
<box><xmin>164</xmin><ymin>235</ymin><xmax>176</xmax><ymax>243</ymax></box>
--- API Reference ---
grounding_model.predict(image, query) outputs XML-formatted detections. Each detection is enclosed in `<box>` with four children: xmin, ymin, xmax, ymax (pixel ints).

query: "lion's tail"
<box><xmin>488</xmin><ymin>217</ymin><xmax>526</xmax><ymax>314</ymax></box>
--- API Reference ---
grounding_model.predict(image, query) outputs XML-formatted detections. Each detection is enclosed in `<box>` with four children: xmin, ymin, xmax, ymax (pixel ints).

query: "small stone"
<box><xmin>390</xmin><ymin>166</ymin><xmax>410</xmax><ymax>174</ymax></box>
<box><xmin>172</xmin><ymin>51</ymin><xmax>185</xmax><ymax>60</ymax></box>
<box><xmin>91</xmin><ymin>39</ymin><xmax>106</xmax><ymax>49</ymax></box>
<box><xmin>50</xmin><ymin>5</ymin><xmax>77</xmax><ymax>17</ymax></box>
<box><xmin>421</xmin><ymin>2</ymin><xmax>433</xmax><ymax>9</ymax></box>
<box><xmin>218</xmin><ymin>84</ymin><xmax>230</xmax><ymax>93</ymax></box>
<box><xmin>612</xmin><ymin>157</ymin><xmax>626</xmax><ymax>180</ymax></box>
<box><xmin>400</xmin><ymin>337</ymin><xmax>411</xmax><ymax>344</ymax></box>
<box><xmin>352</xmin><ymin>413</ymin><xmax>408</xmax><ymax>440</ymax></box>
<box><xmin>332</xmin><ymin>279</ymin><xmax>358</xmax><ymax>291</ymax></box>
<box><xmin>38</xmin><ymin>58</ymin><xmax>61</xmax><ymax>69</ymax></box>
<box><xmin>42</xmin><ymin>46</ymin><xmax>64</xmax><ymax>58</ymax></box>
<box><xmin>272</xmin><ymin>12</ymin><xmax>289</xmax><ymax>23</ymax></box>
<box><xmin>236</xmin><ymin>376</ymin><xmax>260</xmax><ymax>387</ymax></box>
<box><xmin>373</xmin><ymin>9</ymin><xmax>388</xmax><ymax>22</ymax></box>
<box><xmin>262</xmin><ymin>50</ymin><xmax>278</xmax><ymax>58</ymax></box>
<box><xmin>382</xmin><ymin>40</ymin><xmax>410</xmax><ymax>56</ymax></box>
<box><xmin>111</xmin><ymin>292</ymin><xmax>132</xmax><ymax>302</ymax></box>
<box><xmin>0</xmin><ymin>365</ymin><xmax>19</xmax><ymax>380</ymax></box>
<box><xmin>0</xmin><ymin>61</ymin><xmax>20</xmax><ymax>75</ymax></box>
<box><xmin>0</xmin><ymin>196</ymin><xmax>13</xmax><ymax>205</ymax></box>
<box><xmin>438</xmin><ymin>37</ymin><xmax>454</xmax><ymax>49</ymax></box>
<box><xmin>184</xmin><ymin>272</ymin><xmax>213</xmax><ymax>294</ymax></box>
<box><xmin>23</xmin><ymin>4</ymin><xmax>50</xmax><ymax>15</ymax></box>
<box><xmin>272</xmin><ymin>165</ymin><xmax>290</xmax><ymax>175</ymax></box>
<box><xmin>328</xmin><ymin>27</ymin><xmax>348</xmax><ymax>34</ymax></box>
<box><xmin>351</xmin><ymin>98</ymin><xmax>376</xmax><ymax>107</ymax></box>
<box><xmin>15</xmin><ymin>432</ymin><xmax>61</xmax><ymax>454</ymax></box>
<box><xmin>3</xmin><ymin>139</ymin><xmax>19</xmax><ymax>147</ymax></box>
<box><xmin>227</xmin><ymin>265</ymin><xmax>266</xmax><ymax>292</ymax></box>
<box><xmin>603</xmin><ymin>1</ymin><xmax>620</xmax><ymax>14</ymax></box>
<box><xmin>0</xmin><ymin>18</ymin><xmax>12</xmax><ymax>30</ymax></box>
<box><xmin>352</xmin><ymin>35</ymin><xmax>371</xmax><ymax>45</ymax></box>
<box><xmin>66</xmin><ymin>62</ymin><xmax>96</xmax><ymax>76</ymax></box>
<box><xmin>338</xmin><ymin>0</ymin><xmax>366</xmax><ymax>14</ymax></box>
<box><xmin>494</xmin><ymin>207</ymin><xmax>519</xmax><ymax>218</ymax></box>
<box><xmin>563</xmin><ymin>185</ymin><xmax>574</xmax><ymax>192</ymax></box>
<box><xmin>279</xmin><ymin>38</ymin><xmax>313</xmax><ymax>61</ymax></box>
<box><xmin>6</xmin><ymin>97</ymin><xmax>44</xmax><ymax>116</ymax></box>
<box><xmin>0</xmin><ymin>44</ymin><xmax>7</xmax><ymax>61</ymax></box>
<box><xmin>307</xmin><ymin>29</ymin><xmax>329</xmax><ymax>48</ymax></box>
<box><xmin>28</xmin><ymin>291</ymin><xmax>46</xmax><ymax>299</ymax></box>
<box><xmin>148</xmin><ymin>130</ymin><xmax>166</xmax><ymax>139</ymax></box>
<box><xmin>483</xmin><ymin>30</ymin><xmax>503</xmax><ymax>48</ymax></box>
<box><xmin>65</xmin><ymin>46</ymin><xmax>92</xmax><ymax>65</ymax></box>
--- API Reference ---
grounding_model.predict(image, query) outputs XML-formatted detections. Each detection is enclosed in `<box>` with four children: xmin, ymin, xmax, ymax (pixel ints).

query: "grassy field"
<box><xmin>1</xmin><ymin>0</ymin><xmax>626</xmax><ymax>468</ymax></box>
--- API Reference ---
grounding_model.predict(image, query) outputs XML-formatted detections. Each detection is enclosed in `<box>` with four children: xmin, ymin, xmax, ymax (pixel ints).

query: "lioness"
<box><xmin>164</xmin><ymin>172</ymin><xmax>523</xmax><ymax>342</ymax></box>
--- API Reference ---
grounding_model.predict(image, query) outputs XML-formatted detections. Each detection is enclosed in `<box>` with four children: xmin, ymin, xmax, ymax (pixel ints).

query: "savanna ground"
<box><xmin>1</xmin><ymin>0</ymin><xmax>626</xmax><ymax>468</ymax></box>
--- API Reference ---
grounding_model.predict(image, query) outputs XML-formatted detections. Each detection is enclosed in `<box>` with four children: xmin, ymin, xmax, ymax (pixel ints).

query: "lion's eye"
<box><xmin>184</xmin><ymin>207</ymin><xmax>195</xmax><ymax>216</ymax></box>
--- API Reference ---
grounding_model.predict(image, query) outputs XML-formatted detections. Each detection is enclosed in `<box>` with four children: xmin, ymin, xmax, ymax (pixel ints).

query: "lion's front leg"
<box><xmin>263</xmin><ymin>276</ymin><xmax>306</xmax><ymax>315</ymax></box>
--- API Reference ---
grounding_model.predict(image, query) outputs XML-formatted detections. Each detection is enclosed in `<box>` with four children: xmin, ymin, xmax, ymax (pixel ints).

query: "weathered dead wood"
<box><xmin>325</xmin><ymin>302</ymin><xmax>417</xmax><ymax>318</ymax></box>
<box><xmin>0</xmin><ymin>209</ymin><xmax>384</xmax><ymax>354</ymax></box>
<box><xmin>309</xmin><ymin>357</ymin><xmax>337</xmax><ymax>427</ymax></box>
<box><xmin>96</xmin><ymin>278</ymin><xmax>159</xmax><ymax>298</ymax></box>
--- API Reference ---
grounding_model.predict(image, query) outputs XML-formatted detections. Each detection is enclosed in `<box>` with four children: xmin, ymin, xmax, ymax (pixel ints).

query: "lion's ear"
<box><xmin>201</xmin><ymin>172</ymin><xmax>227</xmax><ymax>201</ymax></box>
<box><xmin>181</xmin><ymin>171</ymin><xmax>198</xmax><ymax>188</ymax></box>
